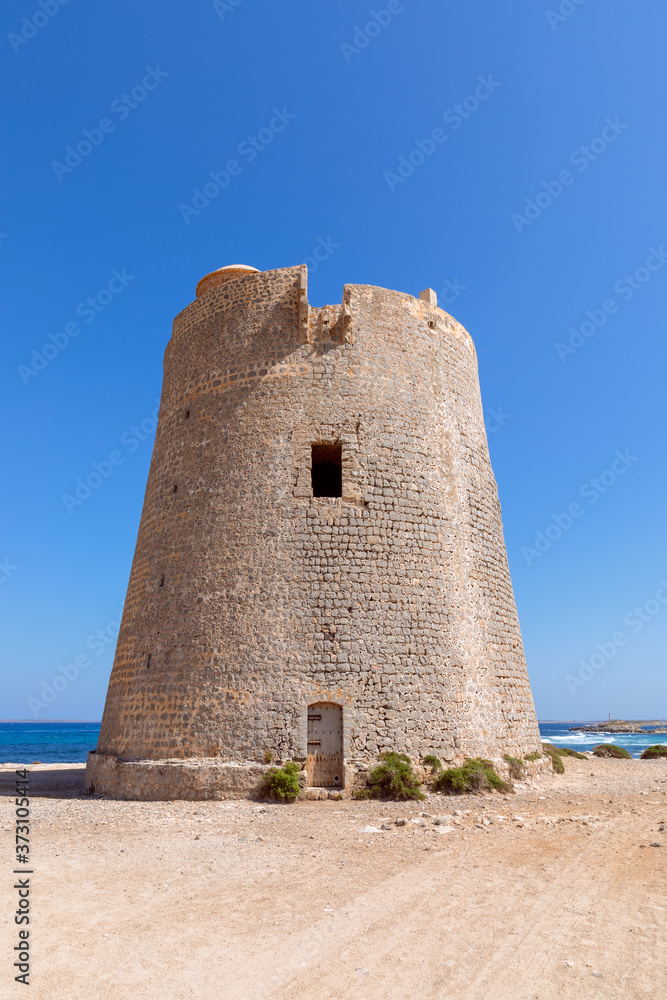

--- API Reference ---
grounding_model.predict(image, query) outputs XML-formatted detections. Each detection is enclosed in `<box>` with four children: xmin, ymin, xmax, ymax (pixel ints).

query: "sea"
<box><xmin>538</xmin><ymin>721</ymin><xmax>667</xmax><ymax>759</ymax></box>
<box><xmin>1</xmin><ymin>720</ymin><xmax>666</xmax><ymax>764</ymax></box>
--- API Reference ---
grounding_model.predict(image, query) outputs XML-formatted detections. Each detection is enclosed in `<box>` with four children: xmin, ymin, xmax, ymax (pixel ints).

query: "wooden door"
<box><xmin>306</xmin><ymin>703</ymin><xmax>343</xmax><ymax>787</ymax></box>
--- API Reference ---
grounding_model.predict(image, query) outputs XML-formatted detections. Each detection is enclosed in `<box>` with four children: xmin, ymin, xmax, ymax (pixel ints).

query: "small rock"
<box><xmin>649</xmin><ymin>842</ymin><xmax>662</xmax><ymax>848</ymax></box>
<box><xmin>434</xmin><ymin>825</ymin><xmax>455</xmax><ymax>834</ymax></box>
<box><xmin>380</xmin><ymin>823</ymin><xmax>394</xmax><ymax>831</ymax></box>
<box><xmin>395</xmin><ymin>818</ymin><xmax>407</xmax><ymax>827</ymax></box>
<box><xmin>360</xmin><ymin>825</ymin><xmax>383</xmax><ymax>834</ymax></box>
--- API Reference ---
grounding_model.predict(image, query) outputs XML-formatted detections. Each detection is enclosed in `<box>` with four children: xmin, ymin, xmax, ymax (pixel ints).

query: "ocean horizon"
<box><xmin>1</xmin><ymin>719</ymin><xmax>666</xmax><ymax>765</ymax></box>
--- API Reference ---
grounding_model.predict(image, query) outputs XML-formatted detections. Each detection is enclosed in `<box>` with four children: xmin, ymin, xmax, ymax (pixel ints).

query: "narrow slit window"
<box><xmin>311</xmin><ymin>443</ymin><xmax>342</xmax><ymax>498</ymax></box>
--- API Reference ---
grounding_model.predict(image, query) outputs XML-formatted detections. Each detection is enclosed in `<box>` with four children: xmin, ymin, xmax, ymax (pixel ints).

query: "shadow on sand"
<box><xmin>0</xmin><ymin>766</ymin><xmax>87</xmax><ymax>798</ymax></box>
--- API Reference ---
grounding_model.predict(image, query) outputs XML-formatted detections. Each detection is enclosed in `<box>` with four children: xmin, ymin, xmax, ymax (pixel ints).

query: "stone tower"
<box><xmin>85</xmin><ymin>264</ymin><xmax>542</xmax><ymax>799</ymax></box>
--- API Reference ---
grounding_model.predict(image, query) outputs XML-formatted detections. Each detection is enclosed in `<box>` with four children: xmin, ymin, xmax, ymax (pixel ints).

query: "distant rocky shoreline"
<box><xmin>569</xmin><ymin>719</ymin><xmax>667</xmax><ymax>734</ymax></box>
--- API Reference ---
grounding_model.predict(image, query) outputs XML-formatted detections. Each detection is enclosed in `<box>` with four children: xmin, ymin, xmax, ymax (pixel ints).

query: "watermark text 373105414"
<box><xmin>13</xmin><ymin>769</ymin><xmax>31</xmax><ymax>986</ymax></box>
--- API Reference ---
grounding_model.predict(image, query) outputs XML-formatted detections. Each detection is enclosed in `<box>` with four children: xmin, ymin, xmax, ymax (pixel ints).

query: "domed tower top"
<box><xmin>195</xmin><ymin>264</ymin><xmax>260</xmax><ymax>298</ymax></box>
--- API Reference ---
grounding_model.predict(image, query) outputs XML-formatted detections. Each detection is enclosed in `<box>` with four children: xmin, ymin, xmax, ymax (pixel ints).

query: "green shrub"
<box><xmin>422</xmin><ymin>754</ymin><xmax>442</xmax><ymax>772</ymax></box>
<box><xmin>503</xmin><ymin>754</ymin><xmax>524</xmax><ymax>780</ymax></box>
<box><xmin>541</xmin><ymin>743</ymin><xmax>565</xmax><ymax>773</ymax></box>
<box><xmin>364</xmin><ymin>752</ymin><xmax>425</xmax><ymax>801</ymax></box>
<box><xmin>540</xmin><ymin>743</ymin><xmax>586</xmax><ymax>770</ymax></box>
<box><xmin>353</xmin><ymin>788</ymin><xmax>373</xmax><ymax>800</ymax></box>
<box><xmin>263</xmin><ymin>749</ymin><xmax>275</xmax><ymax>764</ymax></box>
<box><xmin>592</xmin><ymin>744</ymin><xmax>631</xmax><ymax>759</ymax></box>
<box><xmin>641</xmin><ymin>744</ymin><xmax>667</xmax><ymax>760</ymax></box>
<box><xmin>433</xmin><ymin>758</ymin><xmax>513</xmax><ymax>795</ymax></box>
<box><xmin>524</xmin><ymin>750</ymin><xmax>543</xmax><ymax>762</ymax></box>
<box><xmin>262</xmin><ymin>761</ymin><xmax>301</xmax><ymax>801</ymax></box>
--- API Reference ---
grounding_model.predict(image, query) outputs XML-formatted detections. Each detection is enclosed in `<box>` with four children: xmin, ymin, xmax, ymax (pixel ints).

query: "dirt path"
<box><xmin>1</xmin><ymin>758</ymin><xmax>665</xmax><ymax>999</ymax></box>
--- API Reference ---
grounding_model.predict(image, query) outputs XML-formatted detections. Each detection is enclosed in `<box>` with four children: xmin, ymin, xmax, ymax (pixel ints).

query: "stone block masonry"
<box><xmin>87</xmin><ymin>264</ymin><xmax>542</xmax><ymax>799</ymax></box>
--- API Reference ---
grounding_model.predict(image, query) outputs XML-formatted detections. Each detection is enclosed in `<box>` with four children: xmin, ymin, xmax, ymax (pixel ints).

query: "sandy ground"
<box><xmin>1</xmin><ymin>757</ymin><xmax>666</xmax><ymax>1000</ymax></box>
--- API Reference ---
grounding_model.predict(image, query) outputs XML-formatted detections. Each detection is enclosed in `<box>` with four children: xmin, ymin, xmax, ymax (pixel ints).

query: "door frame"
<box><xmin>306</xmin><ymin>701</ymin><xmax>344</xmax><ymax>788</ymax></box>
<box><xmin>297</xmin><ymin>695</ymin><xmax>351</xmax><ymax>788</ymax></box>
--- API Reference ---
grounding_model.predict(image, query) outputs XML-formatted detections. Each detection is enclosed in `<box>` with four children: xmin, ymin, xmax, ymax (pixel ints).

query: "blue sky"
<box><xmin>1</xmin><ymin>0</ymin><xmax>666</xmax><ymax>722</ymax></box>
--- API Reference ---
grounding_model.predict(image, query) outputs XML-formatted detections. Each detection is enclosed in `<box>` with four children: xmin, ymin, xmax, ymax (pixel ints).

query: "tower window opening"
<box><xmin>159</xmin><ymin>574</ymin><xmax>165</xmax><ymax>587</ymax></box>
<box><xmin>311</xmin><ymin>443</ymin><xmax>342</xmax><ymax>498</ymax></box>
<box><xmin>184</xmin><ymin>409</ymin><xmax>190</xmax><ymax>419</ymax></box>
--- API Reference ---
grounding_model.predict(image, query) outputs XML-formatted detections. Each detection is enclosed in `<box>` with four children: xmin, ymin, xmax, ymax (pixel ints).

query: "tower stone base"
<box><xmin>84</xmin><ymin>750</ymin><xmax>551</xmax><ymax>801</ymax></box>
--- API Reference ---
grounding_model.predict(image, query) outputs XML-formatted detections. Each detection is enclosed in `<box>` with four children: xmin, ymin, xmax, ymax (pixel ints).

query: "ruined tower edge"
<box><xmin>85</xmin><ymin>264</ymin><xmax>542</xmax><ymax>800</ymax></box>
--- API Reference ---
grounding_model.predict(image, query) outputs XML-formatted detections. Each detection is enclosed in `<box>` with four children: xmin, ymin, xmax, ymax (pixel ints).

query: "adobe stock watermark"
<box><xmin>178</xmin><ymin>107</ymin><xmax>296</xmax><ymax>224</ymax></box>
<box><xmin>213</xmin><ymin>0</ymin><xmax>245</xmax><ymax>20</ymax></box>
<box><xmin>17</xmin><ymin>268</ymin><xmax>135</xmax><ymax>386</ymax></box>
<box><xmin>384</xmin><ymin>75</ymin><xmax>501</xmax><ymax>192</ymax></box>
<box><xmin>8</xmin><ymin>0</ymin><xmax>72</xmax><ymax>54</ymax></box>
<box><xmin>51</xmin><ymin>66</ymin><xmax>169</xmax><ymax>182</ymax></box>
<box><xmin>545</xmin><ymin>0</ymin><xmax>588</xmax><ymax>31</ymax></box>
<box><xmin>485</xmin><ymin>406</ymin><xmax>511</xmax><ymax>434</ymax></box>
<box><xmin>61</xmin><ymin>400</ymin><xmax>160</xmax><ymax>514</ymax></box>
<box><xmin>27</xmin><ymin>613</ymin><xmax>122</xmax><ymax>717</ymax></box>
<box><xmin>555</xmin><ymin>245</ymin><xmax>667</xmax><ymax>362</ymax></box>
<box><xmin>565</xmin><ymin>580</ymin><xmax>667</xmax><ymax>695</ymax></box>
<box><xmin>521</xmin><ymin>449</ymin><xmax>638</xmax><ymax>567</ymax></box>
<box><xmin>0</xmin><ymin>557</ymin><xmax>18</xmax><ymax>584</ymax></box>
<box><xmin>340</xmin><ymin>0</ymin><xmax>413</xmax><ymax>62</ymax></box>
<box><xmin>303</xmin><ymin>236</ymin><xmax>339</xmax><ymax>273</ymax></box>
<box><xmin>439</xmin><ymin>276</ymin><xmax>467</xmax><ymax>306</ymax></box>
<box><xmin>511</xmin><ymin>117</ymin><xmax>629</xmax><ymax>234</ymax></box>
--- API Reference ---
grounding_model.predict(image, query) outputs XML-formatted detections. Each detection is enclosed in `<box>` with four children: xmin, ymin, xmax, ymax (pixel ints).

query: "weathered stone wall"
<box><xmin>95</xmin><ymin>265</ymin><xmax>541</xmax><ymax>772</ymax></box>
